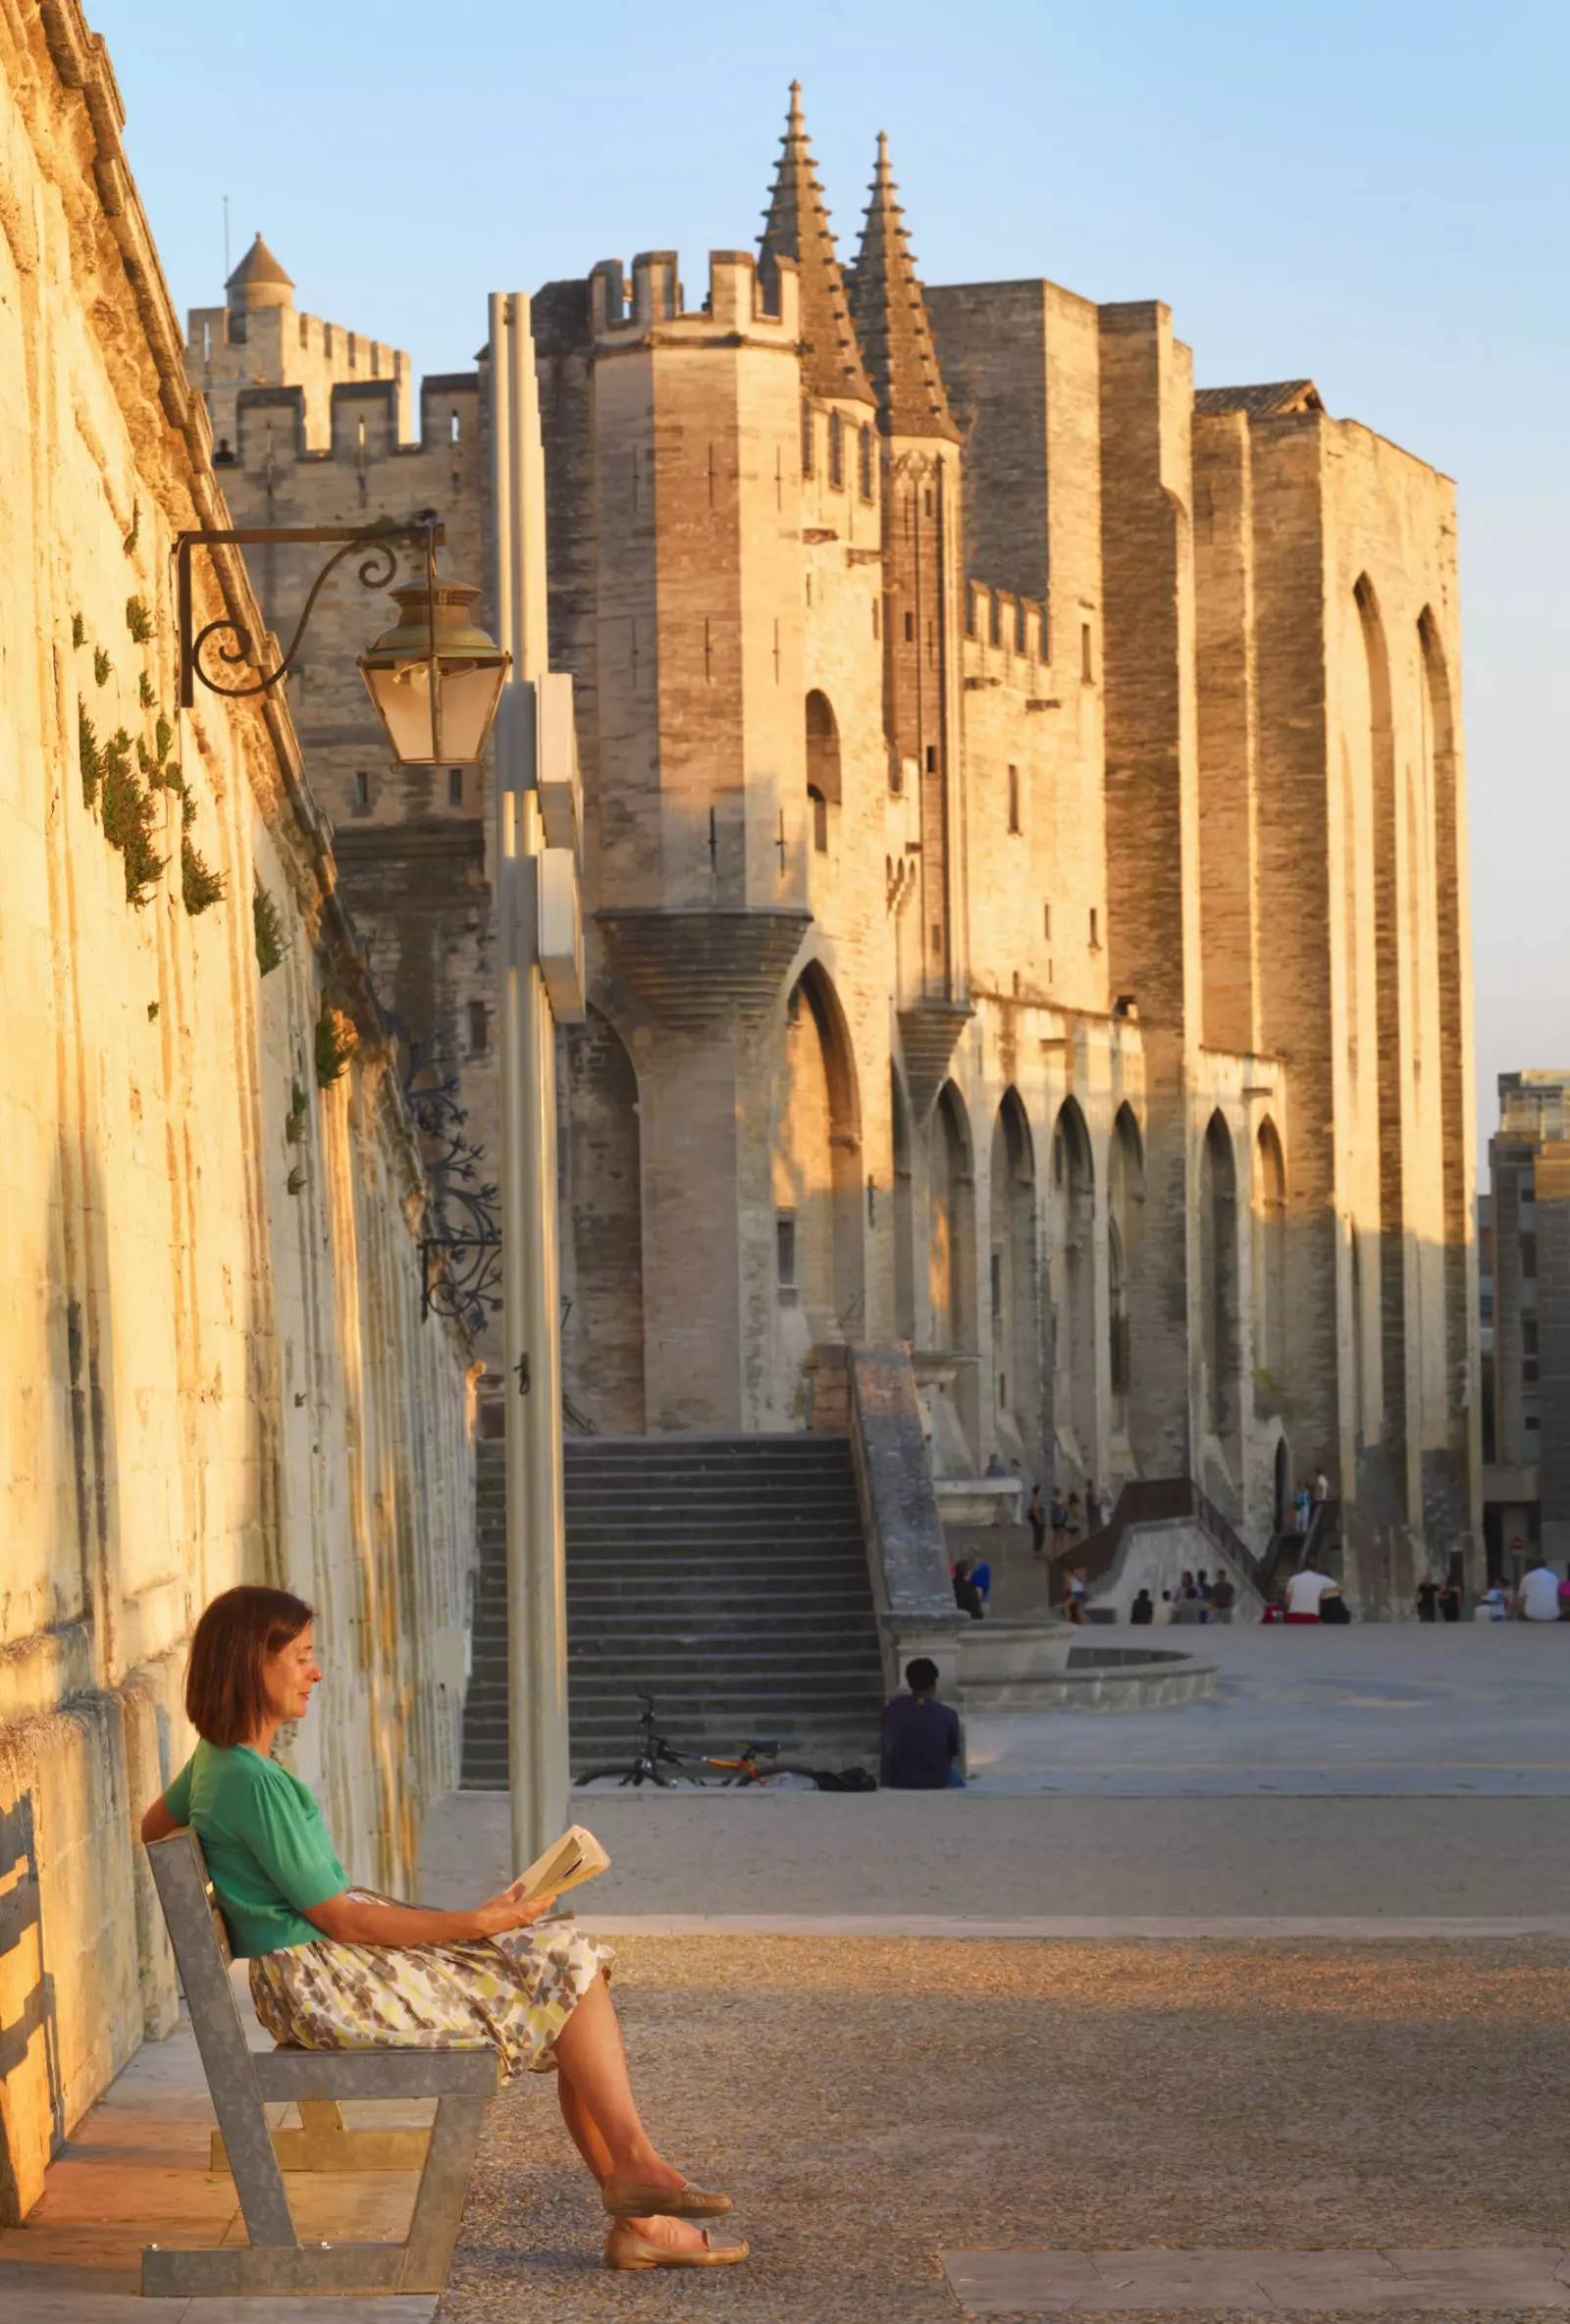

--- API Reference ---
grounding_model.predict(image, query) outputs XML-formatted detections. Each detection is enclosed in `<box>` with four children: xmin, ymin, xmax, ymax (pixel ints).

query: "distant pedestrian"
<box><xmin>1294</xmin><ymin>1483</ymin><xmax>1312</xmax><ymax>1535</ymax></box>
<box><xmin>1284</xmin><ymin>1564</ymin><xmax>1334</xmax><ymax>1623</ymax></box>
<box><xmin>984</xmin><ymin>1451</ymin><xmax>1007</xmax><ymax>1478</ymax></box>
<box><xmin>880</xmin><ymin>1658</ymin><xmax>964</xmax><ymax>1790</ymax></box>
<box><xmin>1159</xmin><ymin>1589</ymin><xmax>1178</xmax><ymax>1626</ymax></box>
<box><xmin>1313</xmin><ymin>1470</ymin><xmax>1330</xmax><ymax>1505</ymax></box>
<box><xmin>1066</xmin><ymin>1493</ymin><xmax>1084</xmax><ymax>1546</ymax></box>
<box><xmin>1028</xmin><ymin>1485</ymin><xmax>1048</xmax><ymax>1559</ymax></box>
<box><xmin>968</xmin><ymin>1554</ymin><xmax>992</xmax><ymax>1607</ymax></box>
<box><xmin>1196</xmin><ymin>1569</ymin><xmax>1213</xmax><ymax>1620</ymax></box>
<box><xmin>1050</xmin><ymin>1490</ymin><xmax>1069</xmax><ymax>1555</ymax></box>
<box><xmin>1062</xmin><ymin>1565</ymin><xmax>1088</xmax><ymax>1627</ymax></box>
<box><xmin>1438</xmin><ymin>1577</ymin><xmax>1462</xmax><ymax>1623</ymax></box>
<box><xmin>1416</xmin><ymin>1577</ymin><xmax>1439</xmax><ymax>1622</ymax></box>
<box><xmin>1210</xmin><ymin>1574</ymin><xmax>1235</xmax><ymax>1625</ymax></box>
<box><xmin>952</xmin><ymin>1559</ymin><xmax>985</xmax><ymax>1622</ymax></box>
<box><xmin>1130</xmin><ymin>1588</ymin><xmax>1155</xmax><ymax>1626</ymax></box>
<box><xmin>1085</xmin><ymin>1481</ymin><xmax>1103</xmax><ymax>1532</ymax></box>
<box><xmin>1518</xmin><ymin>1556</ymin><xmax>1561</xmax><ymax>1623</ymax></box>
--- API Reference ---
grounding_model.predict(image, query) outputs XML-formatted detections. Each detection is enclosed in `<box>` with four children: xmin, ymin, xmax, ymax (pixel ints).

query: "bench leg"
<box><xmin>210</xmin><ymin>2096</ymin><xmax>433</xmax><ymax>2173</ymax></box>
<box><xmin>397</xmin><ymin>2092</ymin><xmax>490</xmax><ymax>2292</ymax></box>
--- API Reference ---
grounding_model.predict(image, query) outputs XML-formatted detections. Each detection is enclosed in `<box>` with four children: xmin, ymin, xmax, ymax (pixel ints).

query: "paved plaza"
<box><xmin>8</xmin><ymin>1621</ymin><xmax>1570</xmax><ymax>2321</ymax></box>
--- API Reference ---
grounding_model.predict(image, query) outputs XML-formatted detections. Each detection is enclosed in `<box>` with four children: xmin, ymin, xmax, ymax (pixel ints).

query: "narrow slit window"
<box><xmin>1089</xmin><ymin>905</ymin><xmax>1100</xmax><ymax>949</ymax></box>
<box><xmin>447</xmin><ymin>768</ymin><xmax>463</xmax><ymax>806</ymax></box>
<box><xmin>1008</xmin><ymin>764</ymin><xmax>1021</xmax><ymax>834</ymax></box>
<box><xmin>800</xmin><ymin>399</ymin><xmax>813</xmax><ymax>478</ymax></box>
<box><xmin>829</xmin><ymin>410</ymin><xmax>844</xmax><ymax>489</ymax></box>
<box><xmin>352</xmin><ymin>770</ymin><xmax>370</xmax><ymax>813</ymax></box>
<box><xmin>904</xmin><ymin>609</ymin><xmax>915</xmax><ymax>644</ymax></box>
<box><xmin>776</xmin><ymin>1214</ymin><xmax>797</xmax><ymax>1290</ymax></box>
<box><xmin>468</xmin><ymin>1000</ymin><xmax>489</xmax><ymax>1055</ymax></box>
<box><xmin>1081</xmin><ymin>621</ymin><xmax>1093</xmax><ymax>682</ymax></box>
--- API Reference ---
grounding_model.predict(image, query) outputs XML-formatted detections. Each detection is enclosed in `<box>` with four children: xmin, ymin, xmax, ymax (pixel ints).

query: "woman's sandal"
<box><xmin>602</xmin><ymin>2175</ymin><xmax>732</xmax><ymax>2219</ymax></box>
<box><xmin>604</xmin><ymin>2222</ymin><xmax>750</xmax><ymax>2270</ymax></box>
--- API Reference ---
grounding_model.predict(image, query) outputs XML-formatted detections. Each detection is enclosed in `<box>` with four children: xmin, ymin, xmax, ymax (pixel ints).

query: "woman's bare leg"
<box><xmin>551</xmin><ymin>1973</ymin><xmax>706</xmax><ymax>2249</ymax></box>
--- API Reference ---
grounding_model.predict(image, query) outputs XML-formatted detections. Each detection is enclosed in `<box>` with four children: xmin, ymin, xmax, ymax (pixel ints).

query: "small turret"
<box><xmin>226</xmin><ymin>232</ymin><xmax>293</xmax><ymax>315</ymax></box>
<box><xmin>759</xmin><ymin>81</ymin><xmax>874</xmax><ymax>408</ymax></box>
<box><xmin>849</xmin><ymin>133</ymin><xmax>960</xmax><ymax>442</ymax></box>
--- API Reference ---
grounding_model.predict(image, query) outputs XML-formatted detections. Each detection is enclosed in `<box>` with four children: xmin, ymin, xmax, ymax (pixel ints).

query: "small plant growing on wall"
<box><xmin>181</xmin><ymin>835</ymin><xmax>226</xmax><ymax>915</ymax></box>
<box><xmin>126</xmin><ymin>596</ymin><xmax>153</xmax><ymax>644</ymax></box>
<box><xmin>100</xmin><ymin>728</ymin><xmax>163</xmax><ymax>906</ymax></box>
<box><xmin>123</xmin><ymin>500</ymin><xmax>139</xmax><ymax>558</ymax></box>
<box><xmin>138</xmin><ymin>670</ymin><xmax>155</xmax><ymax>709</ymax></box>
<box><xmin>71</xmin><ymin>612</ymin><xmax>85</xmax><ymax>649</ymax></box>
<box><xmin>78</xmin><ymin>702</ymin><xmax>102</xmax><ymax>808</ymax></box>
<box><xmin>93</xmin><ymin>646</ymin><xmax>111</xmax><ymax>688</ymax></box>
<box><xmin>253</xmin><ymin>883</ymin><xmax>286</xmax><ymax>977</ymax></box>
<box><xmin>315</xmin><ymin>1002</ymin><xmax>358</xmax><ymax>1090</ymax></box>
<box><xmin>285</xmin><ymin>1079</ymin><xmax>308</xmax><ymax>1144</ymax></box>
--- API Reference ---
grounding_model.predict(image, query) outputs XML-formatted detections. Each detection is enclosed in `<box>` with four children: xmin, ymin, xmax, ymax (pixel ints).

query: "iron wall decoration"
<box><xmin>175</xmin><ymin>522</ymin><xmax>442</xmax><ymax>707</ymax></box>
<box><xmin>403</xmin><ymin>1048</ymin><xmax>502</xmax><ymax>1340</ymax></box>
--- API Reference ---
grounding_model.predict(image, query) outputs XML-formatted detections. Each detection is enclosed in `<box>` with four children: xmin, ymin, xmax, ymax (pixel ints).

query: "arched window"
<box><xmin>806</xmin><ymin>689</ymin><xmax>841</xmax><ymax>811</ymax></box>
<box><xmin>1254</xmin><ymin>1118</ymin><xmax>1286</xmax><ymax>1379</ymax></box>
<box><xmin>828</xmin><ymin>409</ymin><xmax>844</xmax><ymax>489</ymax></box>
<box><xmin>1199</xmin><ymin>1112</ymin><xmax>1239</xmax><ymax>1439</ymax></box>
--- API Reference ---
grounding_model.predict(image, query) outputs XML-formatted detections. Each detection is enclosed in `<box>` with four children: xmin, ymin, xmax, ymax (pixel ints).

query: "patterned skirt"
<box><xmin>248</xmin><ymin>1894</ymin><xmax>614</xmax><ymax>2080</ymax></box>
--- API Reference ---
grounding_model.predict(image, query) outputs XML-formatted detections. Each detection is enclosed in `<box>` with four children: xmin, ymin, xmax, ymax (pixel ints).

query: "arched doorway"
<box><xmin>777</xmin><ymin>963</ymin><xmax>864</xmax><ymax>1337</ymax></box>
<box><xmin>562</xmin><ymin>1007</ymin><xmax>645</xmax><ymax>1432</ymax></box>
<box><xmin>989</xmin><ymin>1091</ymin><xmax>1039</xmax><ymax>1463</ymax></box>
<box><xmin>1052</xmin><ymin>1099</ymin><xmax>1096</xmax><ymax>1470</ymax></box>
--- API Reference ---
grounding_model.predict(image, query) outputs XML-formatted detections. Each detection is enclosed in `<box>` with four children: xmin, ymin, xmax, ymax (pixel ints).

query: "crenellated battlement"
<box><xmin>184</xmin><ymin>264</ymin><xmax>415</xmax><ymax>458</ymax></box>
<box><xmin>964</xmin><ymin>578</ymin><xmax>1047</xmax><ymax>679</ymax></box>
<box><xmin>590</xmin><ymin>247</ymin><xmax>800</xmax><ymax>348</ymax></box>
<box><xmin>223</xmin><ymin>372</ymin><xmax>479</xmax><ymax>473</ymax></box>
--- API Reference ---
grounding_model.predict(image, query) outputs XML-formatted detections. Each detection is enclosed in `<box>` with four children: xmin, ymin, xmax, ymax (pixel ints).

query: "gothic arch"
<box><xmin>1108</xmin><ymin>1104</ymin><xmax>1144</xmax><ymax>1420</ymax></box>
<box><xmin>990</xmin><ymin>1090</ymin><xmax>1039</xmax><ymax>1460</ymax></box>
<box><xmin>1254</xmin><ymin>1116</ymin><xmax>1286</xmax><ymax>1379</ymax></box>
<box><xmin>778</xmin><ymin>961</ymin><xmax>864</xmax><ymax>1336</ymax></box>
<box><xmin>1052</xmin><ymin>1097</ymin><xmax>1096</xmax><ymax>1468</ymax></box>
<box><xmin>1420</xmin><ymin>607</ymin><xmax>1469</xmax><ymax>1417</ymax></box>
<box><xmin>1199</xmin><ymin>1110</ymin><xmax>1240</xmax><ymax>1443</ymax></box>
<box><xmin>1355</xmin><ymin>574</ymin><xmax>1406</xmax><ymax>1474</ymax></box>
<box><xmin>891</xmin><ymin>1062</ymin><xmax>915</xmax><ymax>1343</ymax></box>
<box><xmin>562</xmin><ymin>1007</ymin><xmax>645</xmax><ymax>1432</ymax></box>
<box><xmin>929</xmin><ymin>1081</ymin><xmax>975</xmax><ymax>1354</ymax></box>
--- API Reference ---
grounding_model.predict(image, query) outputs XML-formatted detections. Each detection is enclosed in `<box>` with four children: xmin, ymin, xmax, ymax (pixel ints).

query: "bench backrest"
<box><xmin>145</xmin><ymin>1830</ymin><xmax>296</xmax><ymax>2247</ymax></box>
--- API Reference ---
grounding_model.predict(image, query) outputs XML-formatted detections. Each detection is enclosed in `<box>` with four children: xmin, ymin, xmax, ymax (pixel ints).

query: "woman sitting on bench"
<box><xmin>140</xmin><ymin>1584</ymin><xmax>747</xmax><ymax>2273</ymax></box>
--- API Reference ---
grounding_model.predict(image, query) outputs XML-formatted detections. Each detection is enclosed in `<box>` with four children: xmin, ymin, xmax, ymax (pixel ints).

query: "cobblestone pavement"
<box><xmin>436</xmin><ymin>1936</ymin><xmax>1570</xmax><ymax>2323</ymax></box>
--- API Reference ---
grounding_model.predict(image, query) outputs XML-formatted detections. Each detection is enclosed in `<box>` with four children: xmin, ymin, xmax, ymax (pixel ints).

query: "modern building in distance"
<box><xmin>187</xmin><ymin>87</ymin><xmax>1482</xmax><ymax>1613</ymax></box>
<box><xmin>1484</xmin><ymin>1071</ymin><xmax>1570</xmax><ymax>1579</ymax></box>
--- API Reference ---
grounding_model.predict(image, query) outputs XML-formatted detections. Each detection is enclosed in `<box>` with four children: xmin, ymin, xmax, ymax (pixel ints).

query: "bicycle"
<box><xmin>701</xmin><ymin>1738</ymin><xmax>817</xmax><ymax>1786</ymax></box>
<box><xmin>575</xmin><ymin>1692</ymin><xmax>706</xmax><ymax>1788</ymax></box>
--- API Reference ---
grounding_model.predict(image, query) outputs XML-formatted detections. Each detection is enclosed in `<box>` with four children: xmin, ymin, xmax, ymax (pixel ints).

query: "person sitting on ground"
<box><xmin>1061</xmin><ymin>1564</ymin><xmax>1088</xmax><ymax>1627</ymax></box>
<box><xmin>1129</xmin><ymin>1587</ymin><xmax>1155</xmax><ymax>1627</ymax></box>
<box><xmin>1173</xmin><ymin>1571</ymin><xmax>1203</xmax><ymax>1625</ymax></box>
<box><xmin>1318</xmin><ymin>1583</ymin><xmax>1351</xmax><ymax>1626</ymax></box>
<box><xmin>1159</xmin><ymin>1588</ymin><xmax>1178</xmax><ymax>1626</ymax></box>
<box><xmin>1518</xmin><ymin>1554</ymin><xmax>1562</xmax><ymax>1623</ymax></box>
<box><xmin>1475</xmin><ymin>1580</ymin><xmax>1510</xmax><ymax>1622</ymax></box>
<box><xmin>952</xmin><ymin>1558</ymin><xmax>985</xmax><ymax>1621</ymax></box>
<box><xmin>1283</xmin><ymin>1563</ymin><xmax>1335</xmax><ymax>1623</ymax></box>
<box><xmin>138</xmin><ymin>1586</ymin><xmax>747</xmax><ymax>2275</ymax></box>
<box><xmin>880</xmin><ymin>1657</ymin><xmax>964</xmax><ymax>1790</ymax></box>
<box><xmin>1209</xmin><ymin>1573</ymin><xmax>1236</xmax><ymax>1625</ymax></box>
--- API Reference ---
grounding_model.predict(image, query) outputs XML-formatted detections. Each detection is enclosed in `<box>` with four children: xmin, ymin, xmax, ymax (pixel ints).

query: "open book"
<box><xmin>513</xmin><ymin>1824</ymin><xmax>609</xmax><ymax>1906</ymax></box>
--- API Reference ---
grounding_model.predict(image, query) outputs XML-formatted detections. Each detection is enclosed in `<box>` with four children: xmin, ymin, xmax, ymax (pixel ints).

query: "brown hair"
<box><xmin>185</xmin><ymin>1585</ymin><xmax>315</xmax><ymax>1750</ymax></box>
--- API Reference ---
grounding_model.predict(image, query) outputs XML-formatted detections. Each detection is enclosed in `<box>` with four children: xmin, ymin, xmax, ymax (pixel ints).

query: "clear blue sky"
<box><xmin>93</xmin><ymin>0</ymin><xmax>1567</xmax><ymax>1156</ymax></box>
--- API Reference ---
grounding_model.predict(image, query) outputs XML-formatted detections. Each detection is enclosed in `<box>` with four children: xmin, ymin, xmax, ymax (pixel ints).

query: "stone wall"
<box><xmin>0</xmin><ymin>1</ymin><xmax>475</xmax><ymax>2217</ymax></box>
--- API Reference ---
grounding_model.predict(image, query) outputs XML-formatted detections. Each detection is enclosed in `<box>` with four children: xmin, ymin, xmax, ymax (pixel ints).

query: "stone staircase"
<box><xmin>459</xmin><ymin>1433</ymin><xmax>886</xmax><ymax>1787</ymax></box>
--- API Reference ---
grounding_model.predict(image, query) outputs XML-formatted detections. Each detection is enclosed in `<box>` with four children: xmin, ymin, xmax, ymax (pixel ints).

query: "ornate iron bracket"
<box><xmin>403</xmin><ymin>1046</ymin><xmax>501</xmax><ymax>1340</ymax></box>
<box><xmin>174</xmin><ymin>522</ymin><xmax>442</xmax><ymax>708</ymax></box>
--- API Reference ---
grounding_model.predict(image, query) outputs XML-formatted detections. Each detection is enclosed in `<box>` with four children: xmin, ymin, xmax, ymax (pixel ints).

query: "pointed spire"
<box><xmin>848</xmin><ymin>132</ymin><xmax>960</xmax><ymax>442</ymax></box>
<box><xmin>759</xmin><ymin>82</ymin><xmax>875</xmax><ymax>408</ymax></box>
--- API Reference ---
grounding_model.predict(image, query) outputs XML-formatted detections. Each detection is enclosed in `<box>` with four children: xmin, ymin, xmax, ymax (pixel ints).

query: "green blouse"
<box><xmin>163</xmin><ymin>1740</ymin><xmax>347</xmax><ymax>1957</ymax></box>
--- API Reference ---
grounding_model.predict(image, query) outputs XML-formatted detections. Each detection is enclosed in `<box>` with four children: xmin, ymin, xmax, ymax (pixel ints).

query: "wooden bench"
<box><xmin>142</xmin><ymin>1828</ymin><xmax>497</xmax><ymax>2298</ymax></box>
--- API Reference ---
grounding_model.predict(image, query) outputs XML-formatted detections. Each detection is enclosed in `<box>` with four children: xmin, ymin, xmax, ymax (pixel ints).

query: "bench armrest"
<box><xmin>252</xmin><ymin>2046</ymin><xmax>498</xmax><ymax>2101</ymax></box>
